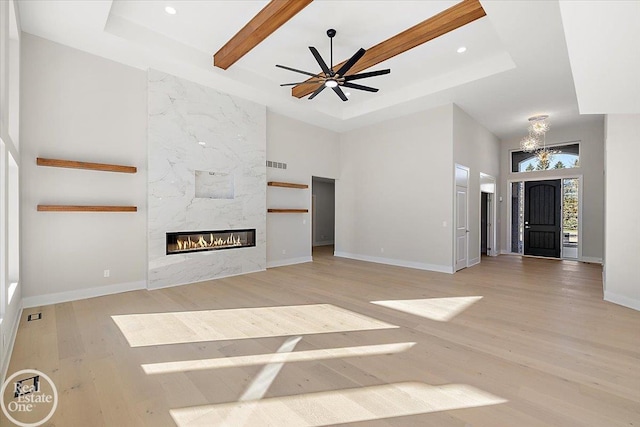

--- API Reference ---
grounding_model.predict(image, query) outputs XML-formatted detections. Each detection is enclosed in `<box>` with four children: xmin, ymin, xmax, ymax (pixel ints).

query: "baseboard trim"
<box><xmin>22</xmin><ymin>280</ymin><xmax>147</xmax><ymax>308</ymax></box>
<box><xmin>334</xmin><ymin>251</ymin><xmax>453</xmax><ymax>274</ymax></box>
<box><xmin>313</xmin><ymin>241</ymin><xmax>334</xmax><ymax>247</ymax></box>
<box><xmin>267</xmin><ymin>257</ymin><xmax>313</xmax><ymax>269</ymax></box>
<box><xmin>604</xmin><ymin>291</ymin><xmax>640</xmax><ymax>311</ymax></box>
<box><xmin>580</xmin><ymin>256</ymin><xmax>603</xmax><ymax>264</ymax></box>
<box><xmin>468</xmin><ymin>257</ymin><xmax>480</xmax><ymax>267</ymax></box>
<box><xmin>1</xmin><ymin>300</ymin><xmax>23</xmax><ymax>384</ymax></box>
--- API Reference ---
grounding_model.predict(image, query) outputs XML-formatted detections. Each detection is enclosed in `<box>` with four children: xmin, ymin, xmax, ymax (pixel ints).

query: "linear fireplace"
<box><xmin>166</xmin><ymin>229</ymin><xmax>256</xmax><ymax>255</ymax></box>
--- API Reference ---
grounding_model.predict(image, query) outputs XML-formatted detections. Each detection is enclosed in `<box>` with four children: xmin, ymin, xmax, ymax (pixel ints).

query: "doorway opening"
<box><xmin>480</xmin><ymin>173</ymin><xmax>496</xmax><ymax>259</ymax></box>
<box><xmin>509</xmin><ymin>177</ymin><xmax>580</xmax><ymax>259</ymax></box>
<box><xmin>481</xmin><ymin>192</ymin><xmax>490</xmax><ymax>255</ymax></box>
<box><xmin>311</xmin><ymin>177</ymin><xmax>335</xmax><ymax>257</ymax></box>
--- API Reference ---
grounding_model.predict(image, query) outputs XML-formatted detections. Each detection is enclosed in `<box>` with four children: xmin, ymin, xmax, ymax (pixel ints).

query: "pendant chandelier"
<box><xmin>520</xmin><ymin>115</ymin><xmax>557</xmax><ymax>161</ymax></box>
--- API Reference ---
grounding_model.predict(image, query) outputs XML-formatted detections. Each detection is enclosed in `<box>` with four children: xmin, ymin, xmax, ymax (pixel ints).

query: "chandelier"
<box><xmin>520</xmin><ymin>115</ymin><xmax>557</xmax><ymax>164</ymax></box>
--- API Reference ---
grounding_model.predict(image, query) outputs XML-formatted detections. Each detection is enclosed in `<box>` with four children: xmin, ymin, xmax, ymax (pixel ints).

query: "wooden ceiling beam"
<box><xmin>214</xmin><ymin>0</ymin><xmax>313</xmax><ymax>70</ymax></box>
<box><xmin>292</xmin><ymin>0</ymin><xmax>486</xmax><ymax>98</ymax></box>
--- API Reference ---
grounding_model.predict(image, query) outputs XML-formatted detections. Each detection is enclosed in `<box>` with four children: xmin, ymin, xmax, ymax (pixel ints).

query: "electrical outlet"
<box><xmin>380</xmin><ymin>247</ymin><xmax>384</xmax><ymax>253</ymax></box>
<box><xmin>282</xmin><ymin>249</ymin><xmax>286</xmax><ymax>255</ymax></box>
<box><xmin>104</xmin><ymin>269</ymin><xmax>110</xmax><ymax>278</ymax></box>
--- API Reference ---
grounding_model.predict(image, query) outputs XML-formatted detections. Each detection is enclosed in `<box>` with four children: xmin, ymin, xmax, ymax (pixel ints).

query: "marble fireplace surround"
<box><xmin>147</xmin><ymin>70</ymin><xmax>267</xmax><ymax>289</ymax></box>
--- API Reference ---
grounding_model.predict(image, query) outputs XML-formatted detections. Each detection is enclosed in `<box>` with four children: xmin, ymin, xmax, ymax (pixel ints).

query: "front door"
<box><xmin>524</xmin><ymin>179</ymin><xmax>561</xmax><ymax>258</ymax></box>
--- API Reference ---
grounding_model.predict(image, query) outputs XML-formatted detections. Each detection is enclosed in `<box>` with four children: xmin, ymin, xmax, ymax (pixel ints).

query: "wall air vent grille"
<box><xmin>266</xmin><ymin>160</ymin><xmax>287</xmax><ymax>169</ymax></box>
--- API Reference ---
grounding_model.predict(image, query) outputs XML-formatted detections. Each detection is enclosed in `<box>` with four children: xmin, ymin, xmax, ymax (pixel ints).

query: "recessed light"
<box><xmin>165</xmin><ymin>6</ymin><xmax>177</xmax><ymax>15</ymax></box>
<box><xmin>344</xmin><ymin>92</ymin><xmax>351</xmax><ymax>97</ymax></box>
<box><xmin>198</xmin><ymin>141</ymin><xmax>206</xmax><ymax>146</ymax></box>
<box><xmin>457</xmin><ymin>46</ymin><xmax>467</xmax><ymax>53</ymax></box>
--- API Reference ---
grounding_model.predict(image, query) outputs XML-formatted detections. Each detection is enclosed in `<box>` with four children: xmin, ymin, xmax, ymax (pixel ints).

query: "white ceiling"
<box><xmin>559</xmin><ymin>1</ymin><xmax>640</xmax><ymax>114</ymax></box>
<box><xmin>17</xmin><ymin>0</ymin><xmax>610</xmax><ymax>139</ymax></box>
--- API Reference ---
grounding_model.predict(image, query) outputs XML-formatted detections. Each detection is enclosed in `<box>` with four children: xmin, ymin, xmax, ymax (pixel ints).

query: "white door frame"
<box><xmin>311</xmin><ymin>194</ymin><xmax>317</xmax><ymax>246</ymax></box>
<box><xmin>454</xmin><ymin>164</ymin><xmax>470</xmax><ymax>271</ymax></box>
<box><xmin>506</xmin><ymin>174</ymin><xmax>584</xmax><ymax>260</ymax></box>
<box><xmin>479</xmin><ymin>173</ymin><xmax>497</xmax><ymax>258</ymax></box>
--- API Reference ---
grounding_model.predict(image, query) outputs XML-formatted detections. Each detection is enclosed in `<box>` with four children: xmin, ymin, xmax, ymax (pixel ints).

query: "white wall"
<box><xmin>266</xmin><ymin>111</ymin><xmax>339</xmax><ymax>268</ymax></box>
<box><xmin>312</xmin><ymin>179</ymin><xmax>335</xmax><ymax>246</ymax></box>
<box><xmin>499</xmin><ymin>118</ymin><xmax>605</xmax><ymax>261</ymax></box>
<box><xmin>335</xmin><ymin>104</ymin><xmax>454</xmax><ymax>273</ymax></box>
<box><xmin>453</xmin><ymin>105</ymin><xmax>501</xmax><ymax>264</ymax></box>
<box><xmin>604</xmin><ymin>114</ymin><xmax>640</xmax><ymax>310</ymax></box>
<box><xmin>0</xmin><ymin>0</ymin><xmax>22</xmax><ymax>383</ymax></box>
<box><xmin>20</xmin><ymin>34</ymin><xmax>148</xmax><ymax>305</ymax></box>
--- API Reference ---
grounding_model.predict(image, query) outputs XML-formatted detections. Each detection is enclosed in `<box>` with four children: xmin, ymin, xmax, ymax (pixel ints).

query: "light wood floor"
<box><xmin>4</xmin><ymin>249</ymin><xmax>639</xmax><ymax>426</ymax></box>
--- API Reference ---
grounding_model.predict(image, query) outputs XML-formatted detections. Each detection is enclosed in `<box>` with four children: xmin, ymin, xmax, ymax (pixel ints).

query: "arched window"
<box><xmin>511</xmin><ymin>143</ymin><xmax>580</xmax><ymax>173</ymax></box>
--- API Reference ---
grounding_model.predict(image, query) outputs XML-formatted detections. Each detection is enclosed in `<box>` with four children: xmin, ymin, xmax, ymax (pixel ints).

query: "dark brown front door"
<box><xmin>524</xmin><ymin>180</ymin><xmax>561</xmax><ymax>258</ymax></box>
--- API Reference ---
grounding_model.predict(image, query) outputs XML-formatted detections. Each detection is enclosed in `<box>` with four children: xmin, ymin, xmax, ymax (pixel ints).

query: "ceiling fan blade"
<box><xmin>308</xmin><ymin>84</ymin><xmax>326</xmax><ymax>100</ymax></box>
<box><xmin>280</xmin><ymin>81</ymin><xmax>324</xmax><ymax>86</ymax></box>
<box><xmin>309</xmin><ymin>47</ymin><xmax>332</xmax><ymax>76</ymax></box>
<box><xmin>342</xmin><ymin>82</ymin><xmax>379</xmax><ymax>93</ymax></box>
<box><xmin>276</xmin><ymin>64</ymin><xmax>318</xmax><ymax>77</ymax></box>
<box><xmin>335</xmin><ymin>48</ymin><xmax>366</xmax><ymax>77</ymax></box>
<box><xmin>332</xmin><ymin>85</ymin><xmax>348</xmax><ymax>101</ymax></box>
<box><xmin>344</xmin><ymin>69</ymin><xmax>391</xmax><ymax>81</ymax></box>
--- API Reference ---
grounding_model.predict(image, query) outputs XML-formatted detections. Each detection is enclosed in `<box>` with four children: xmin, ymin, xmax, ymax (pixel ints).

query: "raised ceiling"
<box><xmin>559</xmin><ymin>1</ymin><xmax>640</xmax><ymax>114</ymax></box>
<box><xmin>17</xmin><ymin>0</ymin><xmax>603</xmax><ymax>139</ymax></box>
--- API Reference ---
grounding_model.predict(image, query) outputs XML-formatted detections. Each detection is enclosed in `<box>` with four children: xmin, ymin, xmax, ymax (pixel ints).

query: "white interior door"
<box><xmin>456</xmin><ymin>185</ymin><xmax>469</xmax><ymax>271</ymax></box>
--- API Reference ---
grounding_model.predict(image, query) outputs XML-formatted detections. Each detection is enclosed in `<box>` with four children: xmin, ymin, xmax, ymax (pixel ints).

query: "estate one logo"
<box><xmin>1</xmin><ymin>369</ymin><xmax>58</xmax><ymax>427</ymax></box>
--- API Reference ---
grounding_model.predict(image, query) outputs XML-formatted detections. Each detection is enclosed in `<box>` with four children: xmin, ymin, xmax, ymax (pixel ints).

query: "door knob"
<box><xmin>466</xmin><ymin>230</ymin><xmax>470</xmax><ymax>233</ymax></box>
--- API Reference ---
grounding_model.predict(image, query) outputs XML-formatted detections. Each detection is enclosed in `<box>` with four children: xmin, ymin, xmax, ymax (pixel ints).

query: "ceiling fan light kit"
<box><xmin>277</xmin><ymin>29</ymin><xmax>391</xmax><ymax>101</ymax></box>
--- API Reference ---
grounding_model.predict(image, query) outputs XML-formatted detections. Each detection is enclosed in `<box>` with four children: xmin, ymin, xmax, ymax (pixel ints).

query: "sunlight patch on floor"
<box><xmin>112</xmin><ymin>304</ymin><xmax>398</xmax><ymax>347</ymax></box>
<box><xmin>371</xmin><ymin>296</ymin><xmax>483</xmax><ymax>321</ymax></box>
<box><xmin>239</xmin><ymin>336</ymin><xmax>301</xmax><ymax>402</ymax></box>
<box><xmin>142</xmin><ymin>342</ymin><xmax>416</xmax><ymax>374</ymax></box>
<box><xmin>169</xmin><ymin>382</ymin><xmax>507</xmax><ymax>426</ymax></box>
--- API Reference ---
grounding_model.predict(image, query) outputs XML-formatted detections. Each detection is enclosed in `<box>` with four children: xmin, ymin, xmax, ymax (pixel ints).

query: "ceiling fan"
<box><xmin>276</xmin><ymin>29</ymin><xmax>391</xmax><ymax>101</ymax></box>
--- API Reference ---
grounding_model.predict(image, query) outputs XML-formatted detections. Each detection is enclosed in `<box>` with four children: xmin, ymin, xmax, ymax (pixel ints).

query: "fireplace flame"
<box><xmin>174</xmin><ymin>232</ymin><xmax>244</xmax><ymax>252</ymax></box>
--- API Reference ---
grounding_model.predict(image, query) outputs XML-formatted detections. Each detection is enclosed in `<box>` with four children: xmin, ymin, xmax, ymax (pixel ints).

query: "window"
<box><xmin>0</xmin><ymin>141</ymin><xmax>5</xmax><ymax>320</ymax></box>
<box><xmin>511</xmin><ymin>142</ymin><xmax>580</xmax><ymax>173</ymax></box>
<box><xmin>8</xmin><ymin>152</ymin><xmax>19</xmax><ymax>286</ymax></box>
<box><xmin>562</xmin><ymin>178</ymin><xmax>579</xmax><ymax>259</ymax></box>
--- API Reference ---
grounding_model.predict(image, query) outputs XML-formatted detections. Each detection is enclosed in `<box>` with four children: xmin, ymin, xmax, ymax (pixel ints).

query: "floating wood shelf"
<box><xmin>268</xmin><ymin>181</ymin><xmax>308</xmax><ymax>189</ymax></box>
<box><xmin>268</xmin><ymin>209</ymin><xmax>308</xmax><ymax>213</ymax></box>
<box><xmin>37</xmin><ymin>157</ymin><xmax>137</xmax><ymax>174</ymax></box>
<box><xmin>37</xmin><ymin>205</ymin><xmax>137</xmax><ymax>212</ymax></box>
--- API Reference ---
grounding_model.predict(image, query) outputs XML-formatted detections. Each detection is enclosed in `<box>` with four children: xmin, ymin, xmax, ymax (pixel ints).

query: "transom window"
<box><xmin>511</xmin><ymin>142</ymin><xmax>580</xmax><ymax>173</ymax></box>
